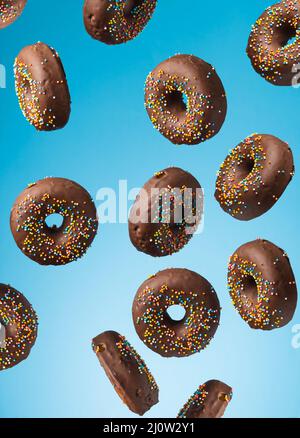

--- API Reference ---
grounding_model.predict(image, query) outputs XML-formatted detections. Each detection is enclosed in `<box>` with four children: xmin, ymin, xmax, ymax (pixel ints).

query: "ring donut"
<box><xmin>145</xmin><ymin>54</ymin><xmax>227</xmax><ymax>145</ymax></box>
<box><xmin>0</xmin><ymin>0</ymin><xmax>27</xmax><ymax>29</ymax></box>
<box><xmin>228</xmin><ymin>239</ymin><xmax>297</xmax><ymax>330</ymax></box>
<box><xmin>128</xmin><ymin>167</ymin><xmax>203</xmax><ymax>257</ymax></box>
<box><xmin>247</xmin><ymin>1</ymin><xmax>300</xmax><ymax>86</ymax></box>
<box><xmin>10</xmin><ymin>177</ymin><xmax>98</xmax><ymax>266</ymax></box>
<box><xmin>132</xmin><ymin>269</ymin><xmax>221</xmax><ymax>358</ymax></box>
<box><xmin>14</xmin><ymin>42</ymin><xmax>71</xmax><ymax>131</ymax></box>
<box><xmin>92</xmin><ymin>331</ymin><xmax>159</xmax><ymax>416</ymax></box>
<box><xmin>177</xmin><ymin>380</ymin><xmax>233</xmax><ymax>419</ymax></box>
<box><xmin>83</xmin><ymin>0</ymin><xmax>157</xmax><ymax>45</ymax></box>
<box><xmin>215</xmin><ymin>134</ymin><xmax>294</xmax><ymax>221</ymax></box>
<box><xmin>0</xmin><ymin>284</ymin><xmax>38</xmax><ymax>371</ymax></box>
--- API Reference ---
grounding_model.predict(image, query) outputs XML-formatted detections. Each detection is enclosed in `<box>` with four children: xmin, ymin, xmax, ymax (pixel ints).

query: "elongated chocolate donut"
<box><xmin>83</xmin><ymin>0</ymin><xmax>157</xmax><ymax>45</ymax></box>
<box><xmin>132</xmin><ymin>269</ymin><xmax>220</xmax><ymax>358</ymax></box>
<box><xmin>215</xmin><ymin>134</ymin><xmax>294</xmax><ymax>221</ymax></box>
<box><xmin>247</xmin><ymin>1</ymin><xmax>300</xmax><ymax>86</ymax></box>
<box><xmin>129</xmin><ymin>167</ymin><xmax>203</xmax><ymax>257</ymax></box>
<box><xmin>92</xmin><ymin>331</ymin><xmax>159</xmax><ymax>416</ymax></box>
<box><xmin>10</xmin><ymin>177</ymin><xmax>98</xmax><ymax>266</ymax></box>
<box><xmin>0</xmin><ymin>284</ymin><xmax>38</xmax><ymax>371</ymax></box>
<box><xmin>145</xmin><ymin>54</ymin><xmax>227</xmax><ymax>145</ymax></box>
<box><xmin>14</xmin><ymin>42</ymin><xmax>71</xmax><ymax>131</ymax></box>
<box><xmin>0</xmin><ymin>0</ymin><xmax>27</xmax><ymax>29</ymax></box>
<box><xmin>177</xmin><ymin>380</ymin><xmax>233</xmax><ymax>419</ymax></box>
<box><xmin>228</xmin><ymin>239</ymin><xmax>297</xmax><ymax>330</ymax></box>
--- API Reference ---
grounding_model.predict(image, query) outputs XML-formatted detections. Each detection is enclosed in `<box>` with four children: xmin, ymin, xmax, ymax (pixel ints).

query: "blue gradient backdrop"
<box><xmin>0</xmin><ymin>0</ymin><xmax>299</xmax><ymax>418</ymax></box>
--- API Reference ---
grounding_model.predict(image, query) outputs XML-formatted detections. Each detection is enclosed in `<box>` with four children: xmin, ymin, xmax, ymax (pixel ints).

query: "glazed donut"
<box><xmin>247</xmin><ymin>1</ymin><xmax>300</xmax><ymax>86</ymax></box>
<box><xmin>92</xmin><ymin>331</ymin><xmax>159</xmax><ymax>416</ymax></box>
<box><xmin>83</xmin><ymin>0</ymin><xmax>157</xmax><ymax>45</ymax></box>
<box><xmin>10</xmin><ymin>177</ymin><xmax>98</xmax><ymax>266</ymax></box>
<box><xmin>128</xmin><ymin>167</ymin><xmax>203</xmax><ymax>257</ymax></box>
<box><xmin>177</xmin><ymin>380</ymin><xmax>233</xmax><ymax>419</ymax></box>
<box><xmin>0</xmin><ymin>284</ymin><xmax>38</xmax><ymax>371</ymax></box>
<box><xmin>228</xmin><ymin>239</ymin><xmax>297</xmax><ymax>330</ymax></box>
<box><xmin>0</xmin><ymin>0</ymin><xmax>27</xmax><ymax>29</ymax></box>
<box><xmin>132</xmin><ymin>269</ymin><xmax>220</xmax><ymax>358</ymax></box>
<box><xmin>215</xmin><ymin>134</ymin><xmax>294</xmax><ymax>221</ymax></box>
<box><xmin>145</xmin><ymin>54</ymin><xmax>227</xmax><ymax>145</ymax></box>
<box><xmin>14</xmin><ymin>42</ymin><xmax>71</xmax><ymax>131</ymax></box>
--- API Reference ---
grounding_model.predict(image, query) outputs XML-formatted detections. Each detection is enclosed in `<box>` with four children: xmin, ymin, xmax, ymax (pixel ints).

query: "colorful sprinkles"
<box><xmin>14</xmin><ymin>43</ymin><xmax>69</xmax><ymax>131</ymax></box>
<box><xmin>216</xmin><ymin>134</ymin><xmax>266</xmax><ymax>218</ymax></box>
<box><xmin>11</xmin><ymin>179</ymin><xmax>98</xmax><ymax>265</ymax></box>
<box><xmin>145</xmin><ymin>63</ymin><xmax>226</xmax><ymax>144</ymax></box>
<box><xmin>177</xmin><ymin>383</ymin><xmax>208</xmax><ymax>418</ymax></box>
<box><xmin>228</xmin><ymin>248</ymin><xmax>296</xmax><ymax>330</ymax></box>
<box><xmin>177</xmin><ymin>382</ymin><xmax>232</xmax><ymax>418</ymax></box>
<box><xmin>105</xmin><ymin>0</ymin><xmax>157</xmax><ymax>43</ymax></box>
<box><xmin>247</xmin><ymin>0</ymin><xmax>300</xmax><ymax>85</ymax></box>
<box><xmin>115</xmin><ymin>335</ymin><xmax>158</xmax><ymax>390</ymax></box>
<box><xmin>134</xmin><ymin>277</ymin><xmax>220</xmax><ymax>357</ymax></box>
<box><xmin>0</xmin><ymin>285</ymin><xmax>38</xmax><ymax>371</ymax></box>
<box><xmin>150</xmin><ymin>185</ymin><xmax>201</xmax><ymax>256</ymax></box>
<box><xmin>0</xmin><ymin>0</ymin><xmax>25</xmax><ymax>27</ymax></box>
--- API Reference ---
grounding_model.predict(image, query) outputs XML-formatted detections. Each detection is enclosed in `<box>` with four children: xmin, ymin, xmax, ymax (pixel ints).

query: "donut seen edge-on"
<box><xmin>228</xmin><ymin>239</ymin><xmax>298</xmax><ymax>330</ymax></box>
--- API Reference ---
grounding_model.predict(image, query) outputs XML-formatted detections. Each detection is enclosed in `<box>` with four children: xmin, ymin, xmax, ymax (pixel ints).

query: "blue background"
<box><xmin>0</xmin><ymin>0</ymin><xmax>299</xmax><ymax>418</ymax></box>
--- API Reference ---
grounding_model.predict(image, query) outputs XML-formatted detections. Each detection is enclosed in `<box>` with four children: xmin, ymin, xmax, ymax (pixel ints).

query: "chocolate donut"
<box><xmin>177</xmin><ymin>380</ymin><xmax>233</xmax><ymax>419</ymax></box>
<box><xmin>129</xmin><ymin>167</ymin><xmax>203</xmax><ymax>257</ymax></box>
<box><xmin>132</xmin><ymin>269</ymin><xmax>220</xmax><ymax>358</ymax></box>
<box><xmin>247</xmin><ymin>1</ymin><xmax>300</xmax><ymax>86</ymax></box>
<box><xmin>228</xmin><ymin>239</ymin><xmax>297</xmax><ymax>330</ymax></box>
<box><xmin>145</xmin><ymin>54</ymin><xmax>227</xmax><ymax>145</ymax></box>
<box><xmin>14</xmin><ymin>42</ymin><xmax>71</xmax><ymax>131</ymax></box>
<box><xmin>0</xmin><ymin>0</ymin><xmax>27</xmax><ymax>29</ymax></box>
<box><xmin>92</xmin><ymin>331</ymin><xmax>159</xmax><ymax>416</ymax></box>
<box><xmin>83</xmin><ymin>0</ymin><xmax>157</xmax><ymax>45</ymax></box>
<box><xmin>215</xmin><ymin>134</ymin><xmax>294</xmax><ymax>221</ymax></box>
<box><xmin>10</xmin><ymin>177</ymin><xmax>98</xmax><ymax>266</ymax></box>
<box><xmin>0</xmin><ymin>284</ymin><xmax>38</xmax><ymax>371</ymax></box>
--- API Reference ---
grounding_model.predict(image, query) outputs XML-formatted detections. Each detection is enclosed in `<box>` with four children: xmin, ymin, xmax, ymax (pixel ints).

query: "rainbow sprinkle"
<box><xmin>0</xmin><ymin>285</ymin><xmax>38</xmax><ymax>371</ymax></box>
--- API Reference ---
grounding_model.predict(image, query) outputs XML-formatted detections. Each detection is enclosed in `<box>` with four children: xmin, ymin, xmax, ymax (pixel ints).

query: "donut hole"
<box><xmin>166</xmin><ymin>304</ymin><xmax>186</xmax><ymax>322</ymax></box>
<box><xmin>164</xmin><ymin>89</ymin><xmax>187</xmax><ymax>118</ymax></box>
<box><xmin>123</xmin><ymin>0</ymin><xmax>142</xmax><ymax>17</ymax></box>
<box><xmin>275</xmin><ymin>23</ymin><xmax>297</xmax><ymax>48</ymax></box>
<box><xmin>45</xmin><ymin>213</ymin><xmax>64</xmax><ymax>231</ymax></box>
<box><xmin>240</xmin><ymin>275</ymin><xmax>258</xmax><ymax>303</ymax></box>
<box><xmin>235</xmin><ymin>156</ymin><xmax>255</xmax><ymax>183</ymax></box>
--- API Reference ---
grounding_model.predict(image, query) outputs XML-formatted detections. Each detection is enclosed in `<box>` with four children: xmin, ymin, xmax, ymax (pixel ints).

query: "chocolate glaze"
<box><xmin>0</xmin><ymin>284</ymin><xmax>38</xmax><ymax>371</ymax></box>
<box><xmin>10</xmin><ymin>177</ymin><xmax>98</xmax><ymax>266</ymax></box>
<box><xmin>92</xmin><ymin>331</ymin><xmax>159</xmax><ymax>416</ymax></box>
<box><xmin>247</xmin><ymin>1</ymin><xmax>300</xmax><ymax>86</ymax></box>
<box><xmin>129</xmin><ymin>167</ymin><xmax>203</xmax><ymax>257</ymax></box>
<box><xmin>14</xmin><ymin>42</ymin><xmax>71</xmax><ymax>131</ymax></box>
<box><xmin>0</xmin><ymin>0</ymin><xmax>27</xmax><ymax>29</ymax></box>
<box><xmin>132</xmin><ymin>269</ymin><xmax>220</xmax><ymax>358</ymax></box>
<box><xmin>215</xmin><ymin>134</ymin><xmax>294</xmax><ymax>221</ymax></box>
<box><xmin>177</xmin><ymin>380</ymin><xmax>233</xmax><ymax>419</ymax></box>
<box><xmin>228</xmin><ymin>239</ymin><xmax>297</xmax><ymax>330</ymax></box>
<box><xmin>145</xmin><ymin>54</ymin><xmax>227</xmax><ymax>145</ymax></box>
<box><xmin>83</xmin><ymin>0</ymin><xmax>157</xmax><ymax>45</ymax></box>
